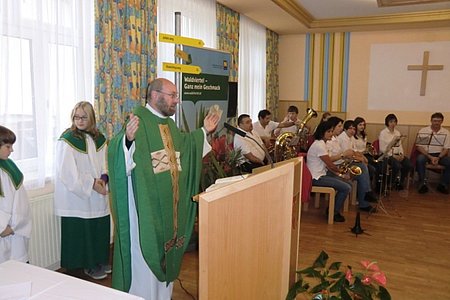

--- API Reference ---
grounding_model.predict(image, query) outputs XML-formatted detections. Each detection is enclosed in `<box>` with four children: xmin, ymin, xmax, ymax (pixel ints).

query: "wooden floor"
<box><xmin>63</xmin><ymin>182</ymin><xmax>450</xmax><ymax>299</ymax></box>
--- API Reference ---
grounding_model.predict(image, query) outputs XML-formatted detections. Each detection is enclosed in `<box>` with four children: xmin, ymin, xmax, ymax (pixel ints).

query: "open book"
<box><xmin>205</xmin><ymin>174</ymin><xmax>250</xmax><ymax>192</ymax></box>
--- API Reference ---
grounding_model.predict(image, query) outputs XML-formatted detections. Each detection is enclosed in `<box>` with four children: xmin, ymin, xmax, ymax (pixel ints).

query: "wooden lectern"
<box><xmin>253</xmin><ymin>157</ymin><xmax>303</xmax><ymax>288</ymax></box>
<box><xmin>198</xmin><ymin>163</ymin><xmax>294</xmax><ymax>299</ymax></box>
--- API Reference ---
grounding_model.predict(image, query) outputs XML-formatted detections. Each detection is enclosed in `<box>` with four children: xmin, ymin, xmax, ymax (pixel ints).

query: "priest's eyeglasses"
<box><xmin>74</xmin><ymin>116</ymin><xmax>88</xmax><ymax>121</ymax></box>
<box><xmin>156</xmin><ymin>90</ymin><xmax>179</xmax><ymax>99</ymax></box>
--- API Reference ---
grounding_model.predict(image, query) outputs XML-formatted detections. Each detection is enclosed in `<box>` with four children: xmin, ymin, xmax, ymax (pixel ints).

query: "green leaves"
<box><xmin>285</xmin><ymin>280</ymin><xmax>308</xmax><ymax>300</ymax></box>
<box><xmin>287</xmin><ymin>251</ymin><xmax>390</xmax><ymax>300</ymax></box>
<box><xmin>378</xmin><ymin>286</ymin><xmax>391</xmax><ymax>300</ymax></box>
<box><xmin>313</xmin><ymin>251</ymin><xmax>329</xmax><ymax>268</ymax></box>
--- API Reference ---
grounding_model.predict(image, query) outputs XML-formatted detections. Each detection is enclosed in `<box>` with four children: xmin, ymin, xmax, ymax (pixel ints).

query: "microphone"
<box><xmin>224</xmin><ymin>122</ymin><xmax>246</xmax><ymax>137</ymax></box>
<box><xmin>224</xmin><ymin>123</ymin><xmax>273</xmax><ymax>168</ymax></box>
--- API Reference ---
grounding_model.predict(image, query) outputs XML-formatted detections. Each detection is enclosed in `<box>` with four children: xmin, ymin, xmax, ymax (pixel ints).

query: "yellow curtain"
<box><xmin>216</xmin><ymin>3</ymin><xmax>239</xmax><ymax>82</ymax></box>
<box><xmin>266</xmin><ymin>29</ymin><xmax>279</xmax><ymax>119</ymax></box>
<box><xmin>95</xmin><ymin>0</ymin><xmax>158</xmax><ymax>138</ymax></box>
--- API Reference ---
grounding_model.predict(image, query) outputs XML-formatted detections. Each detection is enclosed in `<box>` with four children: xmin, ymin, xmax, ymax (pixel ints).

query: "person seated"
<box><xmin>379</xmin><ymin>114</ymin><xmax>412</xmax><ymax>191</ymax></box>
<box><xmin>275</xmin><ymin>105</ymin><xmax>301</xmax><ymax>136</ymax></box>
<box><xmin>252</xmin><ymin>109</ymin><xmax>294</xmax><ymax>149</ymax></box>
<box><xmin>415</xmin><ymin>112</ymin><xmax>450</xmax><ymax>194</ymax></box>
<box><xmin>354</xmin><ymin>116</ymin><xmax>381</xmax><ymax>191</ymax></box>
<box><xmin>233</xmin><ymin>114</ymin><xmax>267</xmax><ymax>173</ymax></box>
<box><xmin>337</xmin><ymin>120</ymin><xmax>368</xmax><ymax>165</ymax></box>
<box><xmin>307</xmin><ymin>120</ymin><xmax>351</xmax><ymax>222</ymax></box>
<box><xmin>327</xmin><ymin>117</ymin><xmax>377</xmax><ymax>212</ymax></box>
<box><xmin>354</xmin><ymin>117</ymin><xmax>370</xmax><ymax>155</ymax></box>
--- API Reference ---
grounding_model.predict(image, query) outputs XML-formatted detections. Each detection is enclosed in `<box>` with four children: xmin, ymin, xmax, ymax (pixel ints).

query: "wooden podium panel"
<box><xmin>253</xmin><ymin>157</ymin><xmax>303</xmax><ymax>288</ymax></box>
<box><xmin>198</xmin><ymin>163</ymin><xmax>294</xmax><ymax>300</ymax></box>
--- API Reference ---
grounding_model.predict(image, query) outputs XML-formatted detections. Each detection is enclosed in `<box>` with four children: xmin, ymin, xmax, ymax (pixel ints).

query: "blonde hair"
<box><xmin>70</xmin><ymin>101</ymin><xmax>99</xmax><ymax>139</ymax></box>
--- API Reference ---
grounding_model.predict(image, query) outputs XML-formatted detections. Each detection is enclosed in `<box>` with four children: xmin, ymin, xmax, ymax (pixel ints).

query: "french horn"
<box><xmin>337</xmin><ymin>158</ymin><xmax>363</xmax><ymax>177</ymax></box>
<box><xmin>274</xmin><ymin>108</ymin><xmax>317</xmax><ymax>162</ymax></box>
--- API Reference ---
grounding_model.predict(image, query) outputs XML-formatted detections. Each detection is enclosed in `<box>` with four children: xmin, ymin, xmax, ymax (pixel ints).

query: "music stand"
<box><xmin>415</xmin><ymin>132</ymin><xmax>446</xmax><ymax>148</ymax></box>
<box><xmin>371</xmin><ymin>136</ymin><xmax>404</xmax><ymax>217</ymax></box>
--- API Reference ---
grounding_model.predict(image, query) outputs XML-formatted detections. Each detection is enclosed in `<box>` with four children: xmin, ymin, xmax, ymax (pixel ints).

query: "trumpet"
<box><xmin>337</xmin><ymin>158</ymin><xmax>363</xmax><ymax>177</ymax></box>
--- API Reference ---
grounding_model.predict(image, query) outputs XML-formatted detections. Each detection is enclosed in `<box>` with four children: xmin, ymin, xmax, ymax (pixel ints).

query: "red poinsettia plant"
<box><xmin>287</xmin><ymin>250</ymin><xmax>391</xmax><ymax>300</ymax></box>
<box><xmin>200</xmin><ymin>131</ymin><xmax>243</xmax><ymax>191</ymax></box>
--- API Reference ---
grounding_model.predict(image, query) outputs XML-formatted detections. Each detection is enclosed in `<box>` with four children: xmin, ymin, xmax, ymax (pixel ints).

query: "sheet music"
<box><xmin>415</xmin><ymin>133</ymin><xmax>431</xmax><ymax>146</ymax></box>
<box><xmin>415</xmin><ymin>132</ymin><xmax>447</xmax><ymax>153</ymax></box>
<box><xmin>415</xmin><ymin>133</ymin><xmax>447</xmax><ymax>146</ymax></box>
<box><xmin>430</xmin><ymin>133</ymin><xmax>446</xmax><ymax>147</ymax></box>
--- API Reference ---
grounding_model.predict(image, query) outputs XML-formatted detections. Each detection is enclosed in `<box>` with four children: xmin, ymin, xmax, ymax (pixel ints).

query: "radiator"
<box><xmin>28</xmin><ymin>193</ymin><xmax>61</xmax><ymax>270</ymax></box>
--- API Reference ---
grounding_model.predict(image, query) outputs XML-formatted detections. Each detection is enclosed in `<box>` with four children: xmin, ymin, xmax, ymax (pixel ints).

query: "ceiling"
<box><xmin>217</xmin><ymin>0</ymin><xmax>450</xmax><ymax>34</ymax></box>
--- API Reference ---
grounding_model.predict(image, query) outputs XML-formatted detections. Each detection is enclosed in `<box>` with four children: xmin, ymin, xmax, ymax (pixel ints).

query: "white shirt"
<box><xmin>337</xmin><ymin>131</ymin><xmax>356</xmax><ymax>152</ymax></box>
<box><xmin>416</xmin><ymin>126</ymin><xmax>450</xmax><ymax>154</ymax></box>
<box><xmin>307</xmin><ymin>140</ymin><xmax>328</xmax><ymax>180</ymax></box>
<box><xmin>379</xmin><ymin>127</ymin><xmax>404</xmax><ymax>156</ymax></box>
<box><xmin>54</xmin><ymin>134</ymin><xmax>110</xmax><ymax>218</ymax></box>
<box><xmin>0</xmin><ymin>167</ymin><xmax>31</xmax><ymax>263</ymax></box>
<box><xmin>252</xmin><ymin>121</ymin><xmax>279</xmax><ymax>139</ymax></box>
<box><xmin>353</xmin><ymin>135</ymin><xmax>367</xmax><ymax>153</ymax></box>
<box><xmin>326</xmin><ymin>136</ymin><xmax>344</xmax><ymax>165</ymax></box>
<box><xmin>278</xmin><ymin>124</ymin><xmax>298</xmax><ymax>135</ymax></box>
<box><xmin>233</xmin><ymin>130</ymin><xmax>266</xmax><ymax>163</ymax></box>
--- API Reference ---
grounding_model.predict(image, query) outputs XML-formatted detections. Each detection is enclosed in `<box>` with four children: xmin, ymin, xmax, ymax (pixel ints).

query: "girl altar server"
<box><xmin>54</xmin><ymin>101</ymin><xmax>110</xmax><ymax>280</ymax></box>
<box><xmin>0</xmin><ymin>125</ymin><xmax>32</xmax><ymax>263</ymax></box>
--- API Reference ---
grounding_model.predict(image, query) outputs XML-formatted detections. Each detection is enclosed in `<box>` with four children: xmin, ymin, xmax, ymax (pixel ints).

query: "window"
<box><xmin>0</xmin><ymin>0</ymin><xmax>94</xmax><ymax>188</ymax></box>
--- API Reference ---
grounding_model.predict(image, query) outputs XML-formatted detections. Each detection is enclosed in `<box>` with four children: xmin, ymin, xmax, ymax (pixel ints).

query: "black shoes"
<box><xmin>395</xmin><ymin>183</ymin><xmax>404</xmax><ymax>191</ymax></box>
<box><xmin>365</xmin><ymin>191</ymin><xmax>378</xmax><ymax>203</ymax></box>
<box><xmin>333</xmin><ymin>213</ymin><xmax>346</xmax><ymax>222</ymax></box>
<box><xmin>326</xmin><ymin>208</ymin><xmax>346</xmax><ymax>222</ymax></box>
<box><xmin>418</xmin><ymin>184</ymin><xmax>429</xmax><ymax>194</ymax></box>
<box><xmin>359</xmin><ymin>205</ymin><xmax>375</xmax><ymax>213</ymax></box>
<box><xmin>437</xmin><ymin>184</ymin><xmax>449</xmax><ymax>194</ymax></box>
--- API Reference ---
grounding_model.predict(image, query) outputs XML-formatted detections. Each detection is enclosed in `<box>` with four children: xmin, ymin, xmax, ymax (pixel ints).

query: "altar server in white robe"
<box><xmin>54</xmin><ymin>101</ymin><xmax>110</xmax><ymax>280</ymax></box>
<box><xmin>0</xmin><ymin>125</ymin><xmax>32</xmax><ymax>263</ymax></box>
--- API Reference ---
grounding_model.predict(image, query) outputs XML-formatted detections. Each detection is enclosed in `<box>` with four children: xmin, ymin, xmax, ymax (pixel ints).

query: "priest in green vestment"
<box><xmin>108</xmin><ymin>78</ymin><xmax>219</xmax><ymax>300</ymax></box>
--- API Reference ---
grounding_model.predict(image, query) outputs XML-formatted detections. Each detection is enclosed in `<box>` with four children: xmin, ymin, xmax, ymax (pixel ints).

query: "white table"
<box><xmin>0</xmin><ymin>260</ymin><xmax>144</xmax><ymax>300</ymax></box>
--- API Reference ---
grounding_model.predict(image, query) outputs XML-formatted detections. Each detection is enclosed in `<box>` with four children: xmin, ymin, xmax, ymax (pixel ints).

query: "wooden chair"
<box><xmin>310</xmin><ymin>186</ymin><xmax>336</xmax><ymax>225</ymax></box>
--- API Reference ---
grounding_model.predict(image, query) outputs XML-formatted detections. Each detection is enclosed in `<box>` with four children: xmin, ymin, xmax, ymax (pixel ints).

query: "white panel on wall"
<box><xmin>368</xmin><ymin>41</ymin><xmax>450</xmax><ymax>112</ymax></box>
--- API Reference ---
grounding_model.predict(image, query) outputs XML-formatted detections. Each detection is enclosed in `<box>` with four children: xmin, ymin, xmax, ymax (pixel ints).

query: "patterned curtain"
<box><xmin>266</xmin><ymin>29</ymin><xmax>279</xmax><ymax>119</ymax></box>
<box><xmin>216</xmin><ymin>3</ymin><xmax>239</xmax><ymax>82</ymax></box>
<box><xmin>95</xmin><ymin>0</ymin><xmax>157</xmax><ymax>138</ymax></box>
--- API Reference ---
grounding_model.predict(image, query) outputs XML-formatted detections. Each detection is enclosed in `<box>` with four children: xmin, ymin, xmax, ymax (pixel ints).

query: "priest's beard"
<box><xmin>155</xmin><ymin>96</ymin><xmax>176</xmax><ymax>117</ymax></box>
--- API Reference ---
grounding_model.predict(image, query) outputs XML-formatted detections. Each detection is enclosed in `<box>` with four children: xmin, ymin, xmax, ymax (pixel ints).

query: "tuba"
<box><xmin>274</xmin><ymin>108</ymin><xmax>317</xmax><ymax>162</ymax></box>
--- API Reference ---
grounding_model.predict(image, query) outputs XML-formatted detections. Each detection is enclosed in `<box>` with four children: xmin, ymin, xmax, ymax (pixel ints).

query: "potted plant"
<box><xmin>287</xmin><ymin>251</ymin><xmax>391</xmax><ymax>300</ymax></box>
<box><xmin>200</xmin><ymin>130</ymin><xmax>243</xmax><ymax>191</ymax></box>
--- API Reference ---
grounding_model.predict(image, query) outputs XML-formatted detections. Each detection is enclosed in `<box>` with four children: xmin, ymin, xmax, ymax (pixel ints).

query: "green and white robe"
<box><xmin>0</xmin><ymin>159</ymin><xmax>31</xmax><ymax>263</ymax></box>
<box><xmin>108</xmin><ymin>104</ymin><xmax>210</xmax><ymax>300</ymax></box>
<box><xmin>54</xmin><ymin>130</ymin><xmax>110</xmax><ymax>269</ymax></box>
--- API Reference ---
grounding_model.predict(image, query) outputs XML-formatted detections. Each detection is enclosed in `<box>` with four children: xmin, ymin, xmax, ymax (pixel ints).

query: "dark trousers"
<box><xmin>416</xmin><ymin>153</ymin><xmax>450</xmax><ymax>186</ymax></box>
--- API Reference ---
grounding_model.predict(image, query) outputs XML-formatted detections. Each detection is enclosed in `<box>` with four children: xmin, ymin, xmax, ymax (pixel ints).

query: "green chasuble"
<box><xmin>108</xmin><ymin>106</ymin><xmax>204</xmax><ymax>291</ymax></box>
<box><xmin>0</xmin><ymin>159</ymin><xmax>24</xmax><ymax>197</ymax></box>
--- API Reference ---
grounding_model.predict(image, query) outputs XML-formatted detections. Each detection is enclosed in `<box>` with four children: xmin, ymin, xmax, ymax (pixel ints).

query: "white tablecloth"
<box><xmin>0</xmin><ymin>260</ymin><xmax>143</xmax><ymax>300</ymax></box>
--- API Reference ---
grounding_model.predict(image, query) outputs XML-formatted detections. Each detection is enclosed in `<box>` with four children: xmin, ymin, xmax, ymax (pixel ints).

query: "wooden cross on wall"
<box><xmin>407</xmin><ymin>51</ymin><xmax>444</xmax><ymax>96</ymax></box>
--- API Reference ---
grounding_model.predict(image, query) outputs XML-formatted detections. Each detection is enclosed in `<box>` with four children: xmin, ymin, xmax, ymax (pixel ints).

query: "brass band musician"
<box><xmin>327</xmin><ymin>117</ymin><xmax>377</xmax><ymax>212</ymax></box>
<box><xmin>252</xmin><ymin>109</ymin><xmax>294</xmax><ymax>149</ymax></box>
<box><xmin>379</xmin><ymin>114</ymin><xmax>412</xmax><ymax>191</ymax></box>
